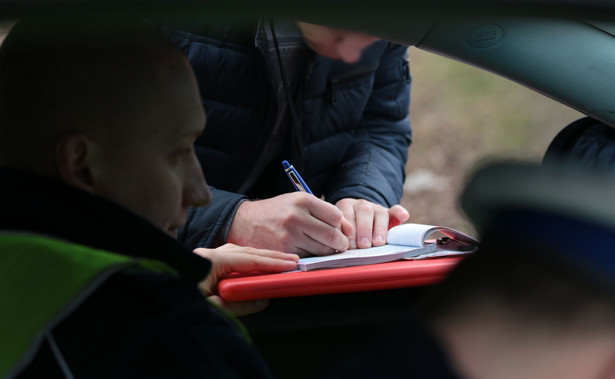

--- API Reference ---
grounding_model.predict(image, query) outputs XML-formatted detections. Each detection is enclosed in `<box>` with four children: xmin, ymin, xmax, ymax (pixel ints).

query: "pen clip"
<box><xmin>282</xmin><ymin>160</ymin><xmax>313</xmax><ymax>194</ymax></box>
<box><xmin>287</xmin><ymin>170</ymin><xmax>308</xmax><ymax>192</ymax></box>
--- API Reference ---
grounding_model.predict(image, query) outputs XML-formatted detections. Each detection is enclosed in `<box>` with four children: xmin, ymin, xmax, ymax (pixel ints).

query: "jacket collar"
<box><xmin>0</xmin><ymin>167</ymin><xmax>211</xmax><ymax>282</ymax></box>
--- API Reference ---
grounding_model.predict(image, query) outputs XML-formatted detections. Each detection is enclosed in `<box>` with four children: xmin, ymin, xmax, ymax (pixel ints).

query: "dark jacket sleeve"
<box><xmin>24</xmin><ymin>269</ymin><xmax>271</xmax><ymax>379</ymax></box>
<box><xmin>324</xmin><ymin>43</ymin><xmax>412</xmax><ymax>207</ymax></box>
<box><xmin>178</xmin><ymin>186</ymin><xmax>247</xmax><ymax>249</ymax></box>
<box><xmin>544</xmin><ymin>117</ymin><xmax>615</xmax><ymax>173</ymax></box>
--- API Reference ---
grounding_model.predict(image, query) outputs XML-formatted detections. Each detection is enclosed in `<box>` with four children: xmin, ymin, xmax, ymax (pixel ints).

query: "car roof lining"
<box><xmin>416</xmin><ymin>16</ymin><xmax>615</xmax><ymax>127</ymax></box>
<box><xmin>0</xmin><ymin>1</ymin><xmax>614</xmax><ymax>126</ymax></box>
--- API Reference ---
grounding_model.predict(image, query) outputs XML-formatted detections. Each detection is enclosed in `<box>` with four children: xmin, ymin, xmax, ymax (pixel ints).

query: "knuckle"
<box><xmin>356</xmin><ymin>201</ymin><xmax>372</xmax><ymax>213</ymax></box>
<box><xmin>337</xmin><ymin>199</ymin><xmax>352</xmax><ymax>210</ymax></box>
<box><xmin>281</xmin><ymin>211</ymin><xmax>300</xmax><ymax>226</ymax></box>
<box><xmin>374</xmin><ymin>206</ymin><xmax>388</xmax><ymax>216</ymax></box>
<box><xmin>331</xmin><ymin>207</ymin><xmax>344</xmax><ymax>223</ymax></box>
<box><xmin>295</xmin><ymin>191</ymin><xmax>311</xmax><ymax>205</ymax></box>
<box><xmin>327</xmin><ymin>229</ymin><xmax>344</xmax><ymax>247</ymax></box>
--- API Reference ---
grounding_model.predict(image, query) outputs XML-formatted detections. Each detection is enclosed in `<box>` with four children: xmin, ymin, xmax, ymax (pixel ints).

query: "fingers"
<box><xmin>337</xmin><ymin>198</ymin><xmax>388</xmax><ymax>249</ymax></box>
<box><xmin>304</xmin><ymin>197</ymin><xmax>349</xmax><ymax>253</ymax></box>
<box><xmin>196</xmin><ymin>245</ymin><xmax>299</xmax><ymax>275</ymax></box>
<box><xmin>307</xmin><ymin>195</ymin><xmax>344</xmax><ymax>228</ymax></box>
<box><xmin>340</xmin><ymin>217</ymin><xmax>354</xmax><ymax>249</ymax></box>
<box><xmin>336</xmin><ymin>199</ymin><xmax>358</xmax><ymax>249</ymax></box>
<box><xmin>371</xmin><ymin>205</ymin><xmax>389</xmax><ymax>247</ymax></box>
<box><xmin>294</xmin><ymin>244</ymin><xmax>340</xmax><ymax>257</ymax></box>
<box><xmin>199</xmin><ymin>246</ymin><xmax>277</xmax><ymax>316</ymax></box>
<box><xmin>227</xmin><ymin>193</ymin><xmax>349</xmax><ymax>254</ymax></box>
<box><xmin>201</xmin><ymin>244</ymin><xmax>299</xmax><ymax>262</ymax></box>
<box><xmin>301</xmin><ymin>224</ymin><xmax>349</xmax><ymax>255</ymax></box>
<box><xmin>224</xmin><ymin>251</ymin><xmax>299</xmax><ymax>273</ymax></box>
<box><xmin>225</xmin><ymin>193</ymin><xmax>408</xmax><ymax>256</ymax></box>
<box><xmin>196</xmin><ymin>245</ymin><xmax>298</xmax><ymax>310</ymax></box>
<box><xmin>335</xmin><ymin>199</ymin><xmax>410</xmax><ymax>249</ymax></box>
<box><xmin>207</xmin><ymin>295</ymin><xmax>269</xmax><ymax>317</ymax></box>
<box><xmin>194</xmin><ymin>245</ymin><xmax>299</xmax><ymax>297</ymax></box>
<box><xmin>355</xmin><ymin>201</ymin><xmax>389</xmax><ymax>249</ymax></box>
<box><xmin>388</xmin><ymin>205</ymin><xmax>410</xmax><ymax>229</ymax></box>
<box><xmin>354</xmin><ymin>200</ymin><xmax>375</xmax><ymax>249</ymax></box>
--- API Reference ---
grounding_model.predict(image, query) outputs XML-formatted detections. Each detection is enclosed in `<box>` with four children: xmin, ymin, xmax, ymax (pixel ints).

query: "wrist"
<box><xmin>226</xmin><ymin>200</ymin><xmax>253</xmax><ymax>245</ymax></box>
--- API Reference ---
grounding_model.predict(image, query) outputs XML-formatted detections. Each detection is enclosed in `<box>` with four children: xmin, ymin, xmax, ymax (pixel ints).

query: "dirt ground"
<box><xmin>402</xmin><ymin>47</ymin><xmax>583</xmax><ymax>236</ymax></box>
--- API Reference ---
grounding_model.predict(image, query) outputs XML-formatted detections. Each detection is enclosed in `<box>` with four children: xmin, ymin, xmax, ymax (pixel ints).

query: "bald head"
<box><xmin>0</xmin><ymin>16</ymin><xmax>190</xmax><ymax>173</ymax></box>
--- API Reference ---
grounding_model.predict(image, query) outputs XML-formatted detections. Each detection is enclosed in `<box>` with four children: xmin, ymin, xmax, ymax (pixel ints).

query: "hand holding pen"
<box><xmin>282</xmin><ymin>160</ymin><xmax>409</xmax><ymax>250</ymax></box>
<box><xmin>225</xmin><ymin>161</ymin><xmax>351</xmax><ymax>256</ymax></box>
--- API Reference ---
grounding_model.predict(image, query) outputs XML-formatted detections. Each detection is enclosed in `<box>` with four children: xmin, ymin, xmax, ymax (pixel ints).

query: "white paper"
<box><xmin>296</xmin><ymin>244</ymin><xmax>436</xmax><ymax>271</ymax></box>
<box><xmin>295</xmin><ymin>223</ymin><xmax>478</xmax><ymax>271</ymax></box>
<box><xmin>386</xmin><ymin>223</ymin><xmax>478</xmax><ymax>246</ymax></box>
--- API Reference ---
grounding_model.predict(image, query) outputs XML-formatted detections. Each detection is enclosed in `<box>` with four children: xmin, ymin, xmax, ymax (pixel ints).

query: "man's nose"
<box><xmin>184</xmin><ymin>169</ymin><xmax>211</xmax><ymax>208</ymax></box>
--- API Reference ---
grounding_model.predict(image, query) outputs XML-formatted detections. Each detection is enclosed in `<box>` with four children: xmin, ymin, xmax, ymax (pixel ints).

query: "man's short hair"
<box><xmin>0</xmin><ymin>15</ymin><xmax>181</xmax><ymax>169</ymax></box>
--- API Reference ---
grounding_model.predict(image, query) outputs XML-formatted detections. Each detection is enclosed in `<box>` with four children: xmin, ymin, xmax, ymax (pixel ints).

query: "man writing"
<box><xmin>159</xmin><ymin>16</ymin><xmax>412</xmax><ymax>255</ymax></box>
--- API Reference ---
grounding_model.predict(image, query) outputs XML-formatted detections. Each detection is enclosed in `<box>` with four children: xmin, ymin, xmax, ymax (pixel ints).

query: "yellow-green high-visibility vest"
<box><xmin>0</xmin><ymin>233</ymin><xmax>177</xmax><ymax>378</ymax></box>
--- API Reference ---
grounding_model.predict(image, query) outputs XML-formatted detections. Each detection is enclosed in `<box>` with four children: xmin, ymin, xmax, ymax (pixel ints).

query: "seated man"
<box><xmin>326</xmin><ymin>162</ymin><xmax>615</xmax><ymax>378</ymax></box>
<box><xmin>0</xmin><ymin>17</ymin><xmax>298</xmax><ymax>378</ymax></box>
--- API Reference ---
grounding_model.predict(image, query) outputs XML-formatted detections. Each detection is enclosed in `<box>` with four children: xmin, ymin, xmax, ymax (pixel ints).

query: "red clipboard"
<box><xmin>217</xmin><ymin>257</ymin><xmax>463</xmax><ymax>301</ymax></box>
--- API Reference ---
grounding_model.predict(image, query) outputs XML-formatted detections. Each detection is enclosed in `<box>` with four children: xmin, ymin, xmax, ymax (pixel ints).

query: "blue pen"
<box><xmin>282</xmin><ymin>160</ymin><xmax>313</xmax><ymax>194</ymax></box>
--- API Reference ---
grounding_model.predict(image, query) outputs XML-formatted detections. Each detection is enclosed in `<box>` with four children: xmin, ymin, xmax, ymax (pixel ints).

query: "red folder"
<box><xmin>217</xmin><ymin>257</ymin><xmax>463</xmax><ymax>301</ymax></box>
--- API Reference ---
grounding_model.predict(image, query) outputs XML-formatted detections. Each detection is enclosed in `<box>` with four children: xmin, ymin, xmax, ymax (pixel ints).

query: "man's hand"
<box><xmin>335</xmin><ymin>198</ymin><xmax>410</xmax><ymax>249</ymax></box>
<box><xmin>227</xmin><ymin>192</ymin><xmax>352</xmax><ymax>257</ymax></box>
<box><xmin>194</xmin><ymin>244</ymin><xmax>299</xmax><ymax>316</ymax></box>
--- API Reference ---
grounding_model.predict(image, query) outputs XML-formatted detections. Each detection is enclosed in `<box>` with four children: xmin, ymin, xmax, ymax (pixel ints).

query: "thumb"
<box><xmin>388</xmin><ymin>205</ymin><xmax>410</xmax><ymax>229</ymax></box>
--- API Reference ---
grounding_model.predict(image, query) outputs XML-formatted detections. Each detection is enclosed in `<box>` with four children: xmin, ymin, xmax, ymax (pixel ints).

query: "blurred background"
<box><xmin>403</xmin><ymin>47</ymin><xmax>583</xmax><ymax>235</ymax></box>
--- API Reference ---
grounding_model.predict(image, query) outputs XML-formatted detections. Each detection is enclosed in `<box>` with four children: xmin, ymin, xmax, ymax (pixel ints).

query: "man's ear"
<box><xmin>55</xmin><ymin>133</ymin><xmax>98</xmax><ymax>192</ymax></box>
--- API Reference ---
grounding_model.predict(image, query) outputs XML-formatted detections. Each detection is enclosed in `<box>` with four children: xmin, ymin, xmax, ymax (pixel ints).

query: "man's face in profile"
<box><xmin>296</xmin><ymin>22</ymin><xmax>379</xmax><ymax>63</ymax></box>
<box><xmin>0</xmin><ymin>20</ymin><xmax>211</xmax><ymax>238</ymax></box>
<box><xmin>91</xmin><ymin>54</ymin><xmax>211</xmax><ymax>238</ymax></box>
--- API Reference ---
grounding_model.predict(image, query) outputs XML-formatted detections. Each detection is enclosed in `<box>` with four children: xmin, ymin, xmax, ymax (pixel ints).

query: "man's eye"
<box><xmin>170</xmin><ymin>147</ymin><xmax>194</xmax><ymax>164</ymax></box>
